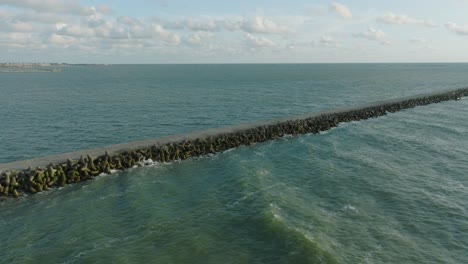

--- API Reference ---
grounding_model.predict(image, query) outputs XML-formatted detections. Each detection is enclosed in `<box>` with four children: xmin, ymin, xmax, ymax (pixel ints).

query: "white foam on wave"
<box><xmin>423</xmin><ymin>190</ymin><xmax>465</xmax><ymax>212</ymax></box>
<box><xmin>222</xmin><ymin>148</ymin><xmax>236</xmax><ymax>153</ymax></box>
<box><xmin>256</xmin><ymin>169</ymin><xmax>270</xmax><ymax>176</ymax></box>
<box><xmin>95</xmin><ymin>172</ymin><xmax>112</xmax><ymax>179</ymax></box>
<box><xmin>358</xmin><ymin>243</ymin><xmax>384</xmax><ymax>264</ymax></box>
<box><xmin>342</xmin><ymin>204</ymin><xmax>359</xmax><ymax>214</ymax></box>
<box><xmin>225</xmin><ymin>183</ymin><xmax>282</xmax><ymax>209</ymax></box>
<box><xmin>98</xmin><ymin>192</ymin><xmax>124</xmax><ymax>201</ymax></box>
<box><xmin>270</xmin><ymin>203</ymin><xmax>283</xmax><ymax>220</ymax></box>
<box><xmin>64</xmin><ymin>250</ymin><xmax>88</xmax><ymax>264</ymax></box>
<box><xmin>138</xmin><ymin>159</ymin><xmax>159</xmax><ymax>166</ymax></box>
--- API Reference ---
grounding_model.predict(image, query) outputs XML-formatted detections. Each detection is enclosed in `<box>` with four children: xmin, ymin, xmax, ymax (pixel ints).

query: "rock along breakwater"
<box><xmin>1</xmin><ymin>87</ymin><xmax>468</xmax><ymax>199</ymax></box>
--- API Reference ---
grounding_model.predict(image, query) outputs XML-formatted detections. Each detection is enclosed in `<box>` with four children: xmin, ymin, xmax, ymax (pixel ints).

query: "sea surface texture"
<box><xmin>1</xmin><ymin>64</ymin><xmax>467</xmax><ymax>263</ymax></box>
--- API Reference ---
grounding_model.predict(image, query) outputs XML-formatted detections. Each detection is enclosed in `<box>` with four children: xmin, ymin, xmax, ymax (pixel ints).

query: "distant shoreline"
<box><xmin>0</xmin><ymin>63</ymin><xmax>109</xmax><ymax>73</ymax></box>
<box><xmin>0</xmin><ymin>63</ymin><xmax>110</xmax><ymax>68</ymax></box>
<box><xmin>0</xmin><ymin>68</ymin><xmax>63</xmax><ymax>73</ymax></box>
<box><xmin>1</xmin><ymin>62</ymin><xmax>468</xmax><ymax>67</ymax></box>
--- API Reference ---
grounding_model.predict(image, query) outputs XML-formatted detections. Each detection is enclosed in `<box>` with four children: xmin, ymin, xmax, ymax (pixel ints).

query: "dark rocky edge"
<box><xmin>1</xmin><ymin>87</ymin><xmax>467</xmax><ymax>199</ymax></box>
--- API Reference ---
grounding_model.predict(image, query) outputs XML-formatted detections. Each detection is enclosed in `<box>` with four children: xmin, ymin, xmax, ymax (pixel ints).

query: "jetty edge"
<box><xmin>1</xmin><ymin>87</ymin><xmax>467</xmax><ymax>199</ymax></box>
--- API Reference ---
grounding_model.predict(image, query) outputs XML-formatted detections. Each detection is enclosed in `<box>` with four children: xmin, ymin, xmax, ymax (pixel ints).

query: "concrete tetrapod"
<box><xmin>1</xmin><ymin>87</ymin><xmax>467</xmax><ymax>199</ymax></box>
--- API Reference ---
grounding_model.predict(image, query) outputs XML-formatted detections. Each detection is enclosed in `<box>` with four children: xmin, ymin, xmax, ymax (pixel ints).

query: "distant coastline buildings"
<box><xmin>0</xmin><ymin>63</ymin><xmax>109</xmax><ymax>68</ymax></box>
<box><xmin>0</xmin><ymin>62</ymin><xmax>59</xmax><ymax>67</ymax></box>
<box><xmin>0</xmin><ymin>63</ymin><xmax>109</xmax><ymax>73</ymax></box>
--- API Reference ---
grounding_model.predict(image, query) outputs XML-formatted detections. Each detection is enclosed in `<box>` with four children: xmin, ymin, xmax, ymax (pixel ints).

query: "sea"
<box><xmin>0</xmin><ymin>64</ymin><xmax>467</xmax><ymax>263</ymax></box>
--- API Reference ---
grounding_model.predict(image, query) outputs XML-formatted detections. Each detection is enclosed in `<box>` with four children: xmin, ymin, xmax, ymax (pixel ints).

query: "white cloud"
<box><xmin>53</xmin><ymin>17</ymin><xmax>181</xmax><ymax>45</ymax></box>
<box><xmin>330</xmin><ymin>3</ymin><xmax>352</xmax><ymax>19</ymax></box>
<box><xmin>55</xmin><ymin>23</ymin><xmax>67</xmax><ymax>30</ymax></box>
<box><xmin>48</xmin><ymin>34</ymin><xmax>75</xmax><ymax>45</ymax></box>
<box><xmin>0</xmin><ymin>21</ymin><xmax>34</xmax><ymax>32</ymax></box>
<box><xmin>0</xmin><ymin>32</ymin><xmax>40</xmax><ymax>45</ymax></box>
<box><xmin>186</xmin><ymin>31</ymin><xmax>214</xmax><ymax>45</ymax></box>
<box><xmin>96</xmin><ymin>5</ymin><xmax>112</xmax><ymax>15</ymax></box>
<box><xmin>240</xmin><ymin>16</ymin><xmax>291</xmax><ymax>34</ymax></box>
<box><xmin>117</xmin><ymin>16</ymin><xmax>142</xmax><ymax>27</ymax></box>
<box><xmin>0</xmin><ymin>8</ymin><xmax>12</xmax><ymax>19</ymax></box>
<box><xmin>109</xmin><ymin>41</ymin><xmax>144</xmax><ymax>52</ymax></box>
<box><xmin>57</xmin><ymin>24</ymin><xmax>94</xmax><ymax>37</ymax></box>
<box><xmin>86</xmin><ymin>14</ymin><xmax>107</xmax><ymax>28</ymax></box>
<box><xmin>445</xmin><ymin>22</ymin><xmax>468</xmax><ymax>35</ymax></box>
<box><xmin>409</xmin><ymin>37</ymin><xmax>428</xmax><ymax>44</ymax></box>
<box><xmin>0</xmin><ymin>8</ymin><xmax>72</xmax><ymax>26</ymax></box>
<box><xmin>353</xmin><ymin>27</ymin><xmax>390</xmax><ymax>45</ymax></box>
<box><xmin>151</xmin><ymin>24</ymin><xmax>181</xmax><ymax>45</ymax></box>
<box><xmin>162</xmin><ymin>18</ymin><xmax>216</xmax><ymax>31</ymax></box>
<box><xmin>115</xmin><ymin>17</ymin><xmax>154</xmax><ymax>39</ymax></box>
<box><xmin>94</xmin><ymin>23</ymin><xmax>128</xmax><ymax>39</ymax></box>
<box><xmin>183</xmin><ymin>18</ymin><xmax>221</xmax><ymax>31</ymax></box>
<box><xmin>222</xmin><ymin>19</ymin><xmax>241</xmax><ymax>31</ymax></box>
<box><xmin>378</xmin><ymin>13</ymin><xmax>436</xmax><ymax>27</ymax></box>
<box><xmin>16</xmin><ymin>11</ymin><xmax>72</xmax><ymax>24</ymax></box>
<box><xmin>162</xmin><ymin>16</ymin><xmax>292</xmax><ymax>36</ymax></box>
<box><xmin>321</xmin><ymin>35</ymin><xmax>339</xmax><ymax>47</ymax></box>
<box><xmin>245</xmin><ymin>33</ymin><xmax>275</xmax><ymax>48</ymax></box>
<box><xmin>0</xmin><ymin>0</ymin><xmax>105</xmax><ymax>16</ymax></box>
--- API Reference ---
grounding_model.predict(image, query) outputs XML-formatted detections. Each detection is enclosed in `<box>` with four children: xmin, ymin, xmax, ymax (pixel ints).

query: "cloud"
<box><xmin>378</xmin><ymin>13</ymin><xmax>436</xmax><ymax>27</ymax></box>
<box><xmin>330</xmin><ymin>3</ymin><xmax>352</xmax><ymax>19</ymax></box>
<box><xmin>0</xmin><ymin>0</ymin><xmax>111</xmax><ymax>16</ymax></box>
<box><xmin>117</xmin><ymin>16</ymin><xmax>140</xmax><ymax>27</ymax></box>
<box><xmin>16</xmin><ymin>11</ymin><xmax>72</xmax><ymax>24</ymax></box>
<box><xmin>240</xmin><ymin>16</ymin><xmax>291</xmax><ymax>34</ymax></box>
<box><xmin>95</xmin><ymin>23</ymin><xmax>128</xmax><ymax>39</ymax></box>
<box><xmin>57</xmin><ymin>24</ymin><xmax>94</xmax><ymax>37</ymax></box>
<box><xmin>96</xmin><ymin>5</ymin><xmax>112</xmax><ymax>15</ymax></box>
<box><xmin>353</xmin><ymin>27</ymin><xmax>390</xmax><ymax>45</ymax></box>
<box><xmin>182</xmin><ymin>18</ymin><xmax>221</xmax><ymax>31</ymax></box>
<box><xmin>319</xmin><ymin>35</ymin><xmax>337</xmax><ymax>47</ymax></box>
<box><xmin>53</xmin><ymin>17</ymin><xmax>182</xmax><ymax>45</ymax></box>
<box><xmin>445</xmin><ymin>22</ymin><xmax>468</xmax><ymax>35</ymax></box>
<box><xmin>0</xmin><ymin>32</ymin><xmax>41</xmax><ymax>46</ymax></box>
<box><xmin>116</xmin><ymin>18</ymin><xmax>150</xmax><ymax>39</ymax></box>
<box><xmin>0</xmin><ymin>8</ymin><xmax>73</xmax><ymax>26</ymax></box>
<box><xmin>109</xmin><ymin>41</ymin><xmax>144</xmax><ymax>52</ymax></box>
<box><xmin>151</xmin><ymin>24</ymin><xmax>180</xmax><ymax>45</ymax></box>
<box><xmin>48</xmin><ymin>34</ymin><xmax>75</xmax><ymax>45</ymax></box>
<box><xmin>409</xmin><ymin>37</ymin><xmax>428</xmax><ymax>44</ymax></box>
<box><xmin>0</xmin><ymin>21</ymin><xmax>34</xmax><ymax>32</ymax></box>
<box><xmin>0</xmin><ymin>6</ymin><xmax>347</xmax><ymax>61</ymax></box>
<box><xmin>309</xmin><ymin>35</ymin><xmax>339</xmax><ymax>48</ymax></box>
<box><xmin>185</xmin><ymin>31</ymin><xmax>214</xmax><ymax>45</ymax></box>
<box><xmin>162</xmin><ymin>16</ymin><xmax>292</xmax><ymax>35</ymax></box>
<box><xmin>0</xmin><ymin>8</ymin><xmax>12</xmax><ymax>19</ymax></box>
<box><xmin>245</xmin><ymin>33</ymin><xmax>275</xmax><ymax>48</ymax></box>
<box><xmin>85</xmin><ymin>14</ymin><xmax>107</xmax><ymax>28</ymax></box>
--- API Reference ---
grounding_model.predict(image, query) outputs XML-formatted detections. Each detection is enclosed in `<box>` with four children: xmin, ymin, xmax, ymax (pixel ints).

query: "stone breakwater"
<box><xmin>1</xmin><ymin>88</ymin><xmax>468</xmax><ymax>199</ymax></box>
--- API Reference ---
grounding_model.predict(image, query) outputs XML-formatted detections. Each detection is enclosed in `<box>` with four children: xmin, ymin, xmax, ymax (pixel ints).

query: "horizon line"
<box><xmin>2</xmin><ymin>62</ymin><xmax>468</xmax><ymax>65</ymax></box>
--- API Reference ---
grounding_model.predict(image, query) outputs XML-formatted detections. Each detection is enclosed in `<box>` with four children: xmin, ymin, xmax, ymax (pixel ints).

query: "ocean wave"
<box><xmin>342</xmin><ymin>204</ymin><xmax>359</xmax><ymax>214</ymax></box>
<box><xmin>259</xmin><ymin>203</ymin><xmax>340</xmax><ymax>263</ymax></box>
<box><xmin>421</xmin><ymin>190</ymin><xmax>466</xmax><ymax>214</ymax></box>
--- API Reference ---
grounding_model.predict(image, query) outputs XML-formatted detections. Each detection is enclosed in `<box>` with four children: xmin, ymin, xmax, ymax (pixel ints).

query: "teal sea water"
<box><xmin>0</xmin><ymin>64</ymin><xmax>467</xmax><ymax>263</ymax></box>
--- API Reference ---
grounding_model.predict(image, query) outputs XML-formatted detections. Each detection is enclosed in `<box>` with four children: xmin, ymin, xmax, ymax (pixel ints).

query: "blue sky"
<box><xmin>1</xmin><ymin>0</ymin><xmax>468</xmax><ymax>63</ymax></box>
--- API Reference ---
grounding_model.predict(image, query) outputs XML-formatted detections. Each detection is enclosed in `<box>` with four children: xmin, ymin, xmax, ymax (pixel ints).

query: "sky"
<box><xmin>1</xmin><ymin>0</ymin><xmax>468</xmax><ymax>63</ymax></box>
